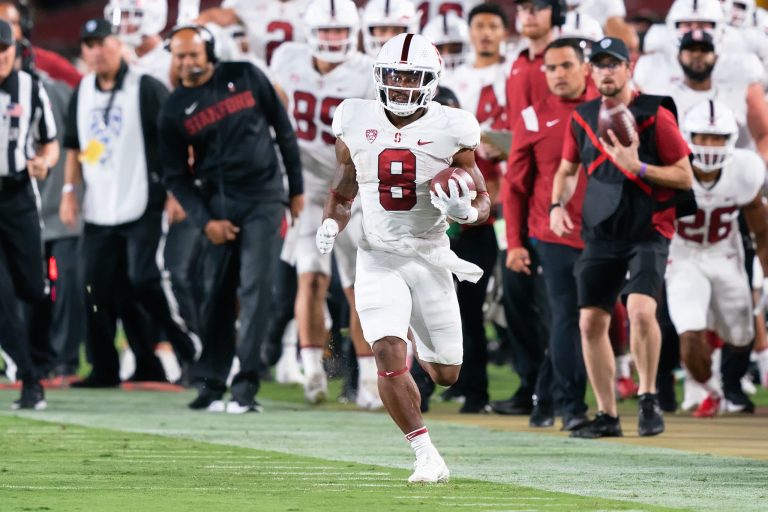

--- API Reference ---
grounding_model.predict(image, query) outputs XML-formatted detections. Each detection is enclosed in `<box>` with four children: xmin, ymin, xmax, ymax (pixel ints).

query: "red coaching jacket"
<box><xmin>505</xmin><ymin>49</ymin><xmax>549</xmax><ymax>132</ymax></box>
<box><xmin>504</xmin><ymin>82</ymin><xmax>598</xmax><ymax>250</ymax></box>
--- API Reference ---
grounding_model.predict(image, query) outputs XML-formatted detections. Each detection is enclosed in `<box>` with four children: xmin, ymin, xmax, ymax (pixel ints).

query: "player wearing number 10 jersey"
<box><xmin>666</xmin><ymin>100</ymin><xmax>768</xmax><ymax>417</ymax></box>
<box><xmin>270</xmin><ymin>0</ymin><xmax>380</xmax><ymax>408</ymax></box>
<box><xmin>316</xmin><ymin>33</ymin><xmax>490</xmax><ymax>483</ymax></box>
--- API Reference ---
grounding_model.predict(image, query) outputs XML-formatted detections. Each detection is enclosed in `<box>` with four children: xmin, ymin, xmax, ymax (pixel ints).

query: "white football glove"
<box><xmin>315</xmin><ymin>218</ymin><xmax>339</xmax><ymax>255</ymax></box>
<box><xmin>429</xmin><ymin>178</ymin><xmax>478</xmax><ymax>224</ymax></box>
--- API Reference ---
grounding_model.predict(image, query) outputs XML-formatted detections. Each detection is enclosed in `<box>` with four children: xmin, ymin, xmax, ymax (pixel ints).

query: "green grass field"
<box><xmin>1</xmin><ymin>364</ymin><xmax>767</xmax><ymax>512</ymax></box>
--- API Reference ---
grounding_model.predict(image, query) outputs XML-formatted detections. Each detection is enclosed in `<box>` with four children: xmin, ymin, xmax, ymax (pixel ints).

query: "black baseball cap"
<box><xmin>80</xmin><ymin>18</ymin><xmax>117</xmax><ymax>42</ymax></box>
<box><xmin>0</xmin><ymin>19</ymin><xmax>14</xmax><ymax>47</ymax></box>
<box><xmin>590</xmin><ymin>37</ymin><xmax>630</xmax><ymax>62</ymax></box>
<box><xmin>680</xmin><ymin>30</ymin><xmax>715</xmax><ymax>52</ymax></box>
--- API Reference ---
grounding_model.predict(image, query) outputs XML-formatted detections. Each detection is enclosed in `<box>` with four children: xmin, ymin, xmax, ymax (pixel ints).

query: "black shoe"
<box><xmin>723</xmin><ymin>389</ymin><xmax>755</xmax><ymax>414</ymax></box>
<box><xmin>459</xmin><ymin>401</ymin><xmax>491</xmax><ymax>414</ymax></box>
<box><xmin>71</xmin><ymin>375</ymin><xmax>120</xmax><ymax>388</ymax></box>
<box><xmin>188</xmin><ymin>389</ymin><xmax>225</xmax><ymax>411</ymax></box>
<box><xmin>569</xmin><ymin>412</ymin><xmax>623</xmax><ymax>439</ymax></box>
<box><xmin>656</xmin><ymin>373</ymin><xmax>678</xmax><ymax>413</ymax></box>
<box><xmin>529</xmin><ymin>402</ymin><xmax>554</xmax><ymax>428</ymax></box>
<box><xmin>637</xmin><ymin>393</ymin><xmax>665</xmax><ymax>436</ymax></box>
<box><xmin>226</xmin><ymin>398</ymin><xmax>263</xmax><ymax>414</ymax></box>
<box><xmin>490</xmin><ymin>395</ymin><xmax>533</xmax><ymax>415</ymax></box>
<box><xmin>11</xmin><ymin>381</ymin><xmax>46</xmax><ymax>410</ymax></box>
<box><xmin>561</xmin><ymin>413</ymin><xmax>590</xmax><ymax>432</ymax></box>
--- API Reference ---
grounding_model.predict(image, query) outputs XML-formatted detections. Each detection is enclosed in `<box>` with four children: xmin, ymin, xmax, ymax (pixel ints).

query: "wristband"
<box><xmin>638</xmin><ymin>162</ymin><xmax>648</xmax><ymax>178</ymax></box>
<box><xmin>62</xmin><ymin>183</ymin><xmax>75</xmax><ymax>194</ymax></box>
<box><xmin>548</xmin><ymin>202</ymin><xmax>562</xmax><ymax>214</ymax></box>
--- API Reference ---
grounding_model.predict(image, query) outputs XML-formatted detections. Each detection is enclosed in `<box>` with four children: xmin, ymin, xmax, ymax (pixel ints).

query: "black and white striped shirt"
<box><xmin>0</xmin><ymin>69</ymin><xmax>56</xmax><ymax>177</ymax></box>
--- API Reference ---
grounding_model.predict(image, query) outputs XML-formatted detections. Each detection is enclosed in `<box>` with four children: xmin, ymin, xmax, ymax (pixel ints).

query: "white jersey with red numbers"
<box><xmin>222</xmin><ymin>0</ymin><xmax>309</xmax><ymax>66</ymax></box>
<box><xmin>415</xmin><ymin>0</ymin><xmax>480</xmax><ymax>29</ymax></box>
<box><xmin>332</xmin><ymin>98</ymin><xmax>480</xmax><ymax>256</ymax></box>
<box><xmin>270</xmin><ymin>42</ymin><xmax>375</xmax><ymax>184</ymax></box>
<box><xmin>666</xmin><ymin>149</ymin><xmax>765</xmax><ymax>346</ymax></box>
<box><xmin>440</xmin><ymin>60</ymin><xmax>510</xmax><ymax>130</ymax></box>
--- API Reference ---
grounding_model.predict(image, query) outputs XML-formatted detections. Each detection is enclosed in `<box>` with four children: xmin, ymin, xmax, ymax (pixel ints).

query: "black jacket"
<box><xmin>158</xmin><ymin>62</ymin><xmax>302</xmax><ymax>228</ymax></box>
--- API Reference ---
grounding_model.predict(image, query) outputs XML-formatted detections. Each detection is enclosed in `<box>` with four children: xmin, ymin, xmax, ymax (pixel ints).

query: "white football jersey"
<box><xmin>440</xmin><ymin>60</ymin><xmax>510</xmax><ymax>130</ymax></box>
<box><xmin>416</xmin><ymin>0</ymin><xmax>480</xmax><ymax>29</ymax></box>
<box><xmin>671</xmin><ymin>149</ymin><xmax>764</xmax><ymax>259</ymax></box>
<box><xmin>271</xmin><ymin>43</ymin><xmax>375</xmax><ymax>180</ymax></box>
<box><xmin>332</xmin><ymin>99</ymin><xmax>480</xmax><ymax>248</ymax></box>
<box><xmin>669</xmin><ymin>82</ymin><xmax>753</xmax><ymax>150</ymax></box>
<box><xmin>222</xmin><ymin>0</ymin><xmax>309</xmax><ymax>66</ymax></box>
<box><xmin>132</xmin><ymin>44</ymin><xmax>172</xmax><ymax>90</ymax></box>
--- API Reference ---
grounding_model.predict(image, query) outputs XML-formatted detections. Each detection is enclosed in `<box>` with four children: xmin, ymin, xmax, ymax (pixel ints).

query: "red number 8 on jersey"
<box><xmin>378</xmin><ymin>149</ymin><xmax>418</xmax><ymax>211</ymax></box>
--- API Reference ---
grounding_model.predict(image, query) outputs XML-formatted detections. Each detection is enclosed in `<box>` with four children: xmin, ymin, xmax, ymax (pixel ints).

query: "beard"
<box><xmin>680</xmin><ymin>61</ymin><xmax>715</xmax><ymax>82</ymax></box>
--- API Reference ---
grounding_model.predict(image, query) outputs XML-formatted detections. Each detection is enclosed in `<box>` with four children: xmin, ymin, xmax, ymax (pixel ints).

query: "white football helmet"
<box><xmin>104</xmin><ymin>0</ymin><xmax>168</xmax><ymax>48</ymax></box>
<box><xmin>421</xmin><ymin>12</ymin><xmax>470</xmax><ymax>70</ymax></box>
<box><xmin>721</xmin><ymin>0</ymin><xmax>756</xmax><ymax>28</ymax></box>
<box><xmin>304</xmin><ymin>0</ymin><xmax>360</xmax><ymax>63</ymax></box>
<box><xmin>560</xmin><ymin>11</ymin><xmax>604</xmax><ymax>42</ymax></box>
<box><xmin>374</xmin><ymin>33</ymin><xmax>441</xmax><ymax>116</ymax></box>
<box><xmin>666</xmin><ymin>0</ymin><xmax>725</xmax><ymax>44</ymax></box>
<box><xmin>362</xmin><ymin>0</ymin><xmax>421</xmax><ymax>57</ymax></box>
<box><xmin>683</xmin><ymin>99</ymin><xmax>739</xmax><ymax>172</ymax></box>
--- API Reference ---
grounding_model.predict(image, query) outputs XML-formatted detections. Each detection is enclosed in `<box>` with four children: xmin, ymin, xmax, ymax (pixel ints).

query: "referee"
<box><xmin>159</xmin><ymin>26</ymin><xmax>302</xmax><ymax>413</ymax></box>
<box><xmin>0</xmin><ymin>19</ymin><xmax>59</xmax><ymax>409</ymax></box>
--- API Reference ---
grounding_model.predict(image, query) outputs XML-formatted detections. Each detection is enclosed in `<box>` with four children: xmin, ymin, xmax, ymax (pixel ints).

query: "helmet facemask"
<box><xmin>374</xmin><ymin>65</ymin><xmax>439</xmax><ymax>116</ymax></box>
<box><xmin>309</xmin><ymin>26</ymin><xmax>356</xmax><ymax>63</ymax></box>
<box><xmin>688</xmin><ymin>133</ymin><xmax>736</xmax><ymax>172</ymax></box>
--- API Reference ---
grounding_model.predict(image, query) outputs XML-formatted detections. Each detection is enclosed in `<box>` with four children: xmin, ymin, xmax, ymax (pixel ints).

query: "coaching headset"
<box><xmin>517</xmin><ymin>0</ymin><xmax>567</xmax><ymax>28</ymax></box>
<box><xmin>165</xmin><ymin>23</ymin><xmax>218</xmax><ymax>64</ymax></box>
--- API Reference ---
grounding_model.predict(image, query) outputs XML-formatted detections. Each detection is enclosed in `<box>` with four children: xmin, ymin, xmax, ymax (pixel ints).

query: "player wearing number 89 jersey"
<box><xmin>666</xmin><ymin>100</ymin><xmax>768</xmax><ymax>416</ymax></box>
<box><xmin>270</xmin><ymin>0</ymin><xmax>378</xmax><ymax>409</ymax></box>
<box><xmin>319</xmin><ymin>33</ymin><xmax>490</xmax><ymax>483</ymax></box>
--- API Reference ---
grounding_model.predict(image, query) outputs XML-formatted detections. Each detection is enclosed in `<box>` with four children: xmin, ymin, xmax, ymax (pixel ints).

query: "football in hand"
<box><xmin>429</xmin><ymin>167</ymin><xmax>477</xmax><ymax>200</ymax></box>
<box><xmin>598</xmin><ymin>97</ymin><xmax>638</xmax><ymax>147</ymax></box>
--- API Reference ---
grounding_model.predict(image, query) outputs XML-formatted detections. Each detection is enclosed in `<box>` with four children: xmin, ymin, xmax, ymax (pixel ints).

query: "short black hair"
<box><xmin>467</xmin><ymin>3</ymin><xmax>509</xmax><ymax>29</ymax></box>
<box><xmin>544</xmin><ymin>38</ymin><xmax>586</xmax><ymax>62</ymax></box>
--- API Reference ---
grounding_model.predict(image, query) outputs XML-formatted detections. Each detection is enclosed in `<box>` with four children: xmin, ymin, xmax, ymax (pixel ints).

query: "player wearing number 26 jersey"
<box><xmin>317</xmin><ymin>33</ymin><xmax>490</xmax><ymax>484</ymax></box>
<box><xmin>666</xmin><ymin>100</ymin><xmax>768</xmax><ymax>416</ymax></box>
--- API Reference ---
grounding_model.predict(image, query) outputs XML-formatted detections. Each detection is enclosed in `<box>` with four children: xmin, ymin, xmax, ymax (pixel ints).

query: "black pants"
<box><xmin>82</xmin><ymin>208</ymin><xmax>195</xmax><ymax>382</ymax></box>
<box><xmin>451</xmin><ymin>225</ymin><xmax>498</xmax><ymax>405</ymax></box>
<box><xmin>193</xmin><ymin>200</ymin><xmax>282</xmax><ymax>401</ymax></box>
<box><xmin>534</xmin><ymin>241</ymin><xmax>588</xmax><ymax>416</ymax></box>
<box><xmin>165</xmin><ymin>218</ymin><xmax>205</xmax><ymax>336</ymax></box>
<box><xmin>500</xmin><ymin>246</ymin><xmax>551</xmax><ymax>402</ymax></box>
<box><xmin>0</xmin><ymin>177</ymin><xmax>45</xmax><ymax>383</ymax></box>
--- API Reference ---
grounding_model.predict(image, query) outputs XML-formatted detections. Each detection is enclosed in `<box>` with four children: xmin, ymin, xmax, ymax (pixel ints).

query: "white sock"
<box><xmin>616</xmin><ymin>354</ymin><xmax>632</xmax><ymax>379</ymax></box>
<box><xmin>703</xmin><ymin>375</ymin><xmax>723</xmax><ymax>398</ymax></box>
<box><xmin>357</xmin><ymin>356</ymin><xmax>377</xmax><ymax>383</ymax></box>
<box><xmin>405</xmin><ymin>427</ymin><xmax>433</xmax><ymax>459</ymax></box>
<box><xmin>755</xmin><ymin>349</ymin><xmax>768</xmax><ymax>387</ymax></box>
<box><xmin>710</xmin><ymin>348</ymin><xmax>722</xmax><ymax>381</ymax></box>
<box><xmin>301</xmin><ymin>347</ymin><xmax>324</xmax><ymax>376</ymax></box>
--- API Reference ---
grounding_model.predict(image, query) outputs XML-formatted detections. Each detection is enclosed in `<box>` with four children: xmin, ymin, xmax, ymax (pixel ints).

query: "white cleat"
<box><xmin>304</xmin><ymin>372</ymin><xmax>328</xmax><ymax>404</ymax></box>
<box><xmin>276</xmin><ymin>350</ymin><xmax>305</xmax><ymax>385</ymax></box>
<box><xmin>356</xmin><ymin>378</ymin><xmax>384</xmax><ymax>410</ymax></box>
<box><xmin>741</xmin><ymin>375</ymin><xmax>757</xmax><ymax>395</ymax></box>
<box><xmin>408</xmin><ymin>449</ymin><xmax>450</xmax><ymax>484</ymax></box>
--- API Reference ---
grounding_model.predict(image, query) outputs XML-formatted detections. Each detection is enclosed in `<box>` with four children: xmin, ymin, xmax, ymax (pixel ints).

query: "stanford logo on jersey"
<box><xmin>366</xmin><ymin>129</ymin><xmax>378</xmax><ymax>143</ymax></box>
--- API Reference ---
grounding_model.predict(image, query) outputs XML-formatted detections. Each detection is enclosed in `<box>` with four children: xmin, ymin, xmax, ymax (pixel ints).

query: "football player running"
<box><xmin>316</xmin><ymin>33</ymin><xmax>490</xmax><ymax>483</ymax></box>
<box><xmin>270</xmin><ymin>0</ymin><xmax>381</xmax><ymax>409</ymax></box>
<box><xmin>666</xmin><ymin>100</ymin><xmax>768</xmax><ymax>417</ymax></box>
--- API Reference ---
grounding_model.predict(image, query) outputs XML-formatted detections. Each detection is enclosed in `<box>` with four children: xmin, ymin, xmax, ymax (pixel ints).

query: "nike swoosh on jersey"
<box><xmin>546</xmin><ymin>119</ymin><xmax>560</xmax><ymax>127</ymax></box>
<box><xmin>184</xmin><ymin>102</ymin><xmax>199</xmax><ymax>115</ymax></box>
<box><xmin>417</xmin><ymin>140</ymin><xmax>433</xmax><ymax>145</ymax></box>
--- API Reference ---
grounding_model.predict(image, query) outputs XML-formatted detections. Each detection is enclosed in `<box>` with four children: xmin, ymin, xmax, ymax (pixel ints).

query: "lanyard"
<box><xmin>101</xmin><ymin>62</ymin><xmax>127</xmax><ymax>128</ymax></box>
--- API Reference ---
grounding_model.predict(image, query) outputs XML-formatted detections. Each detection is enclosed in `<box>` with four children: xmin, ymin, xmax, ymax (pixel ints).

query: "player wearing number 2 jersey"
<box><xmin>270</xmin><ymin>0</ymin><xmax>380</xmax><ymax>409</ymax></box>
<box><xmin>316</xmin><ymin>33</ymin><xmax>490</xmax><ymax>483</ymax></box>
<box><xmin>666</xmin><ymin>100</ymin><xmax>768</xmax><ymax>417</ymax></box>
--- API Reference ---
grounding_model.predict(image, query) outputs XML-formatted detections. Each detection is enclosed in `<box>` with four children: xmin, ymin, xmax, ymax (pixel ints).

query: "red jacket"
<box><xmin>504</xmin><ymin>83</ymin><xmax>599</xmax><ymax>250</ymax></box>
<box><xmin>505</xmin><ymin>49</ymin><xmax>548</xmax><ymax>132</ymax></box>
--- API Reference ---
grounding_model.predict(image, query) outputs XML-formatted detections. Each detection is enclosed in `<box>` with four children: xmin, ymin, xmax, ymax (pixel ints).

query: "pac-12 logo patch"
<box><xmin>365</xmin><ymin>129</ymin><xmax>377</xmax><ymax>143</ymax></box>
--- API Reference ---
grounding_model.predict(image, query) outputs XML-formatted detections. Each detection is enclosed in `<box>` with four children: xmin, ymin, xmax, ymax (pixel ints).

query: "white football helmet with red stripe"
<box><xmin>105</xmin><ymin>0</ymin><xmax>168</xmax><ymax>48</ymax></box>
<box><xmin>304</xmin><ymin>0</ymin><xmax>360</xmax><ymax>63</ymax></box>
<box><xmin>683</xmin><ymin>99</ymin><xmax>739</xmax><ymax>172</ymax></box>
<box><xmin>374</xmin><ymin>33</ymin><xmax>442</xmax><ymax>116</ymax></box>
<box><xmin>362</xmin><ymin>0</ymin><xmax>421</xmax><ymax>57</ymax></box>
<box><xmin>420</xmin><ymin>12</ymin><xmax>469</xmax><ymax>70</ymax></box>
<box><xmin>666</xmin><ymin>0</ymin><xmax>725</xmax><ymax>44</ymax></box>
